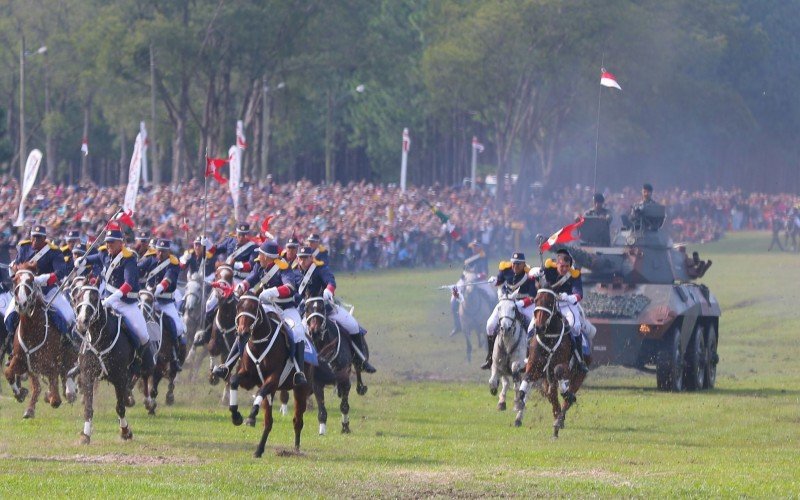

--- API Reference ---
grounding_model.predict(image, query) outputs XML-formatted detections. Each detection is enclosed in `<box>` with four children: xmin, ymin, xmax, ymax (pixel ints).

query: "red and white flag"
<box><xmin>236</xmin><ymin>120</ymin><xmax>247</xmax><ymax>149</ymax></box>
<box><xmin>123</xmin><ymin>133</ymin><xmax>144</xmax><ymax>212</ymax></box>
<box><xmin>205</xmin><ymin>156</ymin><xmax>230</xmax><ymax>185</ymax></box>
<box><xmin>600</xmin><ymin>68</ymin><xmax>622</xmax><ymax>90</ymax></box>
<box><xmin>402</xmin><ymin>128</ymin><xmax>410</xmax><ymax>152</ymax></box>
<box><xmin>472</xmin><ymin>136</ymin><xmax>485</xmax><ymax>153</ymax></box>
<box><xmin>81</xmin><ymin>138</ymin><xmax>89</xmax><ymax>156</ymax></box>
<box><xmin>541</xmin><ymin>217</ymin><xmax>585</xmax><ymax>252</ymax></box>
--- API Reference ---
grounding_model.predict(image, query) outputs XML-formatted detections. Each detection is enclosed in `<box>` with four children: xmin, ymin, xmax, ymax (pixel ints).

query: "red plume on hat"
<box><xmin>105</xmin><ymin>221</ymin><xmax>122</xmax><ymax>231</ymax></box>
<box><xmin>115</xmin><ymin>209</ymin><xmax>135</xmax><ymax>228</ymax></box>
<box><xmin>261</xmin><ymin>214</ymin><xmax>275</xmax><ymax>240</ymax></box>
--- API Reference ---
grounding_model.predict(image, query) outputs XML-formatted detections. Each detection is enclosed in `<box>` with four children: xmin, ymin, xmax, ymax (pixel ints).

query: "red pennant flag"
<box><xmin>116</xmin><ymin>209</ymin><xmax>135</xmax><ymax>228</ymax></box>
<box><xmin>261</xmin><ymin>214</ymin><xmax>275</xmax><ymax>235</ymax></box>
<box><xmin>600</xmin><ymin>68</ymin><xmax>622</xmax><ymax>90</ymax></box>
<box><xmin>211</xmin><ymin>280</ymin><xmax>234</xmax><ymax>299</ymax></box>
<box><xmin>205</xmin><ymin>157</ymin><xmax>230</xmax><ymax>184</ymax></box>
<box><xmin>541</xmin><ymin>217</ymin><xmax>585</xmax><ymax>252</ymax></box>
<box><xmin>105</xmin><ymin>221</ymin><xmax>121</xmax><ymax>231</ymax></box>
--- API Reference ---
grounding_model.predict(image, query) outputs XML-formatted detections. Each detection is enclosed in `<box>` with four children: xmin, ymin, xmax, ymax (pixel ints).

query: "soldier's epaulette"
<box><xmin>121</xmin><ymin>247</ymin><xmax>134</xmax><ymax>258</ymax></box>
<box><xmin>19</xmin><ymin>240</ymin><xmax>31</xmax><ymax>245</ymax></box>
<box><xmin>61</xmin><ymin>245</ymin><xmax>70</xmax><ymax>252</ymax></box>
<box><xmin>48</xmin><ymin>242</ymin><xmax>59</xmax><ymax>250</ymax></box>
<box><xmin>313</xmin><ymin>259</ymin><xmax>325</xmax><ymax>267</ymax></box>
<box><xmin>168</xmin><ymin>255</ymin><xmax>180</xmax><ymax>265</ymax></box>
<box><xmin>545</xmin><ymin>258</ymin><xmax>556</xmax><ymax>268</ymax></box>
<box><xmin>143</xmin><ymin>249</ymin><xmax>157</xmax><ymax>257</ymax></box>
<box><xmin>98</xmin><ymin>244</ymin><xmax>107</xmax><ymax>252</ymax></box>
<box><xmin>570</xmin><ymin>268</ymin><xmax>580</xmax><ymax>278</ymax></box>
<box><xmin>63</xmin><ymin>256</ymin><xmax>70</xmax><ymax>263</ymax></box>
<box><xmin>318</xmin><ymin>245</ymin><xmax>327</xmax><ymax>253</ymax></box>
<box><xmin>275</xmin><ymin>258</ymin><xmax>289</xmax><ymax>270</ymax></box>
<box><xmin>524</xmin><ymin>265</ymin><xmax>531</xmax><ymax>273</ymax></box>
<box><xmin>206</xmin><ymin>251</ymin><xmax>215</xmax><ymax>259</ymax></box>
<box><xmin>499</xmin><ymin>261</ymin><xmax>512</xmax><ymax>270</ymax></box>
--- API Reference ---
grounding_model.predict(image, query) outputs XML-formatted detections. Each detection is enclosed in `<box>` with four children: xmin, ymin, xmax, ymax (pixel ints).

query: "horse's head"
<box><xmin>75</xmin><ymin>284</ymin><xmax>101</xmax><ymax>333</ymax></box>
<box><xmin>304</xmin><ymin>296</ymin><xmax>328</xmax><ymax>343</ymax></box>
<box><xmin>182</xmin><ymin>278</ymin><xmax>203</xmax><ymax>329</ymax></box>
<box><xmin>496</xmin><ymin>288</ymin><xmax>519</xmax><ymax>339</ymax></box>
<box><xmin>13</xmin><ymin>265</ymin><xmax>39</xmax><ymax>316</ymax></box>
<box><xmin>533</xmin><ymin>284</ymin><xmax>558</xmax><ymax>333</ymax></box>
<box><xmin>215</xmin><ymin>263</ymin><xmax>234</xmax><ymax>284</ymax></box>
<box><xmin>235</xmin><ymin>294</ymin><xmax>263</xmax><ymax>336</ymax></box>
<box><xmin>138</xmin><ymin>288</ymin><xmax>156</xmax><ymax>321</ymax></box>
<box><xmin>69</xmin><ymin>275</ymin><xmax>87</xmax><ymax>306</ymax></box>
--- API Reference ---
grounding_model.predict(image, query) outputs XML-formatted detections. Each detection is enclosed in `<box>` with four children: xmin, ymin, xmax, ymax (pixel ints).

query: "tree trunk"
<box><xmin>150</xmin><ymin>43</ymin><xmax>161</xmax><ymax>185</ymax></box>
<box><xmin>118</xmin><ymin>128</ymin><xmax>127</xmax><ymax>186</ymax></box>
<box><xmin>44</xmin><ymin>59</ymin><xmax>56</xmax><ymax>182</ymax></box>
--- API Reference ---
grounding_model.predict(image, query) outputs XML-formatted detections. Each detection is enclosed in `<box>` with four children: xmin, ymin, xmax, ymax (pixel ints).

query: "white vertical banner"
<box><xmin>400</xmin><ymin>128</ymin><xmax>410</xmax><ymax>193</ymax></box>
<box><xmin>470</xmin><ymin>136</ymin><xmax>484</xmax><ymax>192</ymax></box>
<box><xmin>123</xmin><ymin>133</ymin><xmax>144</xmax><ymax>212</ymax></box>
<box><xmin>228</xmin><ymin>145</ymin><xmax>241</xmax><ymax>221</ymax></box>
<box><xmin>140</xmin><ymin>121</ymin><xmax>149</xmax><ymax>186</ymax></box>
<box><xmin>236</xmin><ymin>120</ymin><xmax>247</xmax><ymax>149</ymax></box>
<box><xmin>14</xmin><ymin>149</ymin><xmax>43</xmax><ymax>227</ymax></box>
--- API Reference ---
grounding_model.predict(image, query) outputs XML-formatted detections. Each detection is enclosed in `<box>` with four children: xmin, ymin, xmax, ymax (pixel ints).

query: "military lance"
<box><xmin>436</xmin><ymin>279</ymin><xmax>493</xmax><ymax>290</ymax></box>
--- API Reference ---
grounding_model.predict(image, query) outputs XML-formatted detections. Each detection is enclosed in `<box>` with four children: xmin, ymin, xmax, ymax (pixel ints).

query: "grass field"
<box><xmin>1</xmin><ymin>232</ymin><xmax>799</xmax><ymax>497</ymax></box>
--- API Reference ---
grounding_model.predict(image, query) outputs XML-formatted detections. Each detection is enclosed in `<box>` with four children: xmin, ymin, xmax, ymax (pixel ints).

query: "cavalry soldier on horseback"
<box><xmin>212</xmin><ymin>240</ymin><xmax>308</xmax><ymax>385</ymax></box>
<box><xmin>70</xmin><ymin>243</ymin><xmax>93</xmax><ymax>278</ymax></box>
<box><xmin>482</xmin><ymin>252</ymin><xmax>536</xmax><ymax>370</ymax></box>
<box><xmin>450</xmin><ymin>240</ymin><xmax>494</xmax><ymax>336</ymax></box>
<box><xmin>306</xmin><ymin>233</ymin><xmax>330</xmax><ymax>266</ymax></box>
<box><xmin>132</xmin><ymin>231</ymin><xmax>151</xmax><ymax>259</ymax></box>
<box><xmin>3</xmin><ymin>225</ymin><xmax>76</xmax><ymax>342</ymax></box>
<box><xmin>219</xmin><ymin>223</ymin><xmax>258</xmax><ymax>284</ymax></box>
<box><xmin>179</xmin><ymin>236</ymin><xmax>218</xmax><ymax>280</ymax></box>
<box><xmin>139</xmin><ymin>238</ymin><xmax>187</xmax><ymax>372</ymax></box>
<box><xmin>61</xmin><ymin>229</ymin><xmax>82</xmax><ymax>274</ymax></box>
<box><xmin>530</xmin><ymin>248</ymin><xmax>589</xmax><ymax>373</ymax></box>
<box><xmin>296</xmin><ymin>245</ymin><xmax>376</xmax><ymax>373</ymax></box>
<box><xmin>280</xmin><ymin>237</ymin><xmax>301</xmax><ymax>269</ymax></box>
<box><xmin>79</xmin><ymin>227</ymin><xmax>155</xmax><ymax>375</ymax></box>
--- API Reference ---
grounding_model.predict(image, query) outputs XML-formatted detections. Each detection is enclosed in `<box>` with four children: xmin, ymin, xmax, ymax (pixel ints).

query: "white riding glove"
<box><xmin>200</xmin><ymin>236</ymin><xmax>212</xmax><ymax>248</ymax></box>
<box><xmin>515</xmin><ymin>299</ymin><xmax>526</xmax><ymax>310</ymax></box>
<box><xmin>102</xmin><ymin>290</ymin><xmax>123</xmax><ymax>308</ymax></box>
<box><xmin>259</xmin><ymin>287</ymin><xmax>280</xmax><ymax>302</ymax></box>
<box><xmin>34</xmin><ymin>273</ymin><xmax>52</xmax><ymax>286</ymax></box>
<box><xmin>529</xmin><ymin>267</ymin><xmax>543</xmax><ymax>279</ymax></box>
<box><xmin>234</xmin><ymin>282</ymin><xmax>248</xmax><ymax>297</ymax></box>
<box><xmin>154</xmin><ymin>283</ymin><xmax>165</xmax><ymax>296</ymax></box>
<box><xmin>323</xmin><ymin>288</ymin><xmax>335</xmax><ymax>303</ymax></box>
<box><xmin>233</xmin><ymin>261</ymin><xmax>244</xmax><ymax>270</ymax></box>
<box><xmin>558</xmin><ymin>293</ymin><xmax>578</xmax><ymax>305</ymax></box>
<box><xmin>74</xmin><ymin>256</ymin><xmax>86</xmax><ymax>267</ymax></box>
<box><xmin>179</xmin><ymin>254</ymin><xmax>190</xmax><ymax>266</ymax></box>
<box><xmin>488</xmin><ymin>276</ymin><xmax>497</xmax><ymax>284</ymax></box>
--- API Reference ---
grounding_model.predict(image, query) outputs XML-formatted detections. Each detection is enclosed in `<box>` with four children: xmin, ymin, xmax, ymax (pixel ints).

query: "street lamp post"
<box><xmin>19</xmin><ymin>38</ymin><xmax>47</xmax><ymax>184</ymax></box>
<box><xmin>324</xmin><ymin>84</ymin><xmax>365</xmax><ymax>184</ymax></box>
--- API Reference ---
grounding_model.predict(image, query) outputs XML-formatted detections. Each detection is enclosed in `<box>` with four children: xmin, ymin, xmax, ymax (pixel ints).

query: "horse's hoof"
<box><xmin>150</xmin><ymin>389</ymin><xmax>158</xmax><ymax>399</ymax></box>
<box><xmin>231</xmin><ymin>412</ymin><xmax>244</xmax><ymax>426</ymax></box>
<box><xmin>514</xmin><ymin>419</ymin><xmax>522</xmax><ymax>428</ymax></box>
<box><xmin>22</xmin><ymin>409</ymin><xmax>34</xmax><ymax>419</ymax></box>
<box><xmin>356</xmin><ymin>384</ymin><xmax>368</xmax><ymax>396</ymax></box>
<box><xmin>120</xmin><ymin>427</ymin><xmax>133</xmax><ymax>441</ymax></box>
<box><xmin>15</xmin><ymin>387</ymin><xmax>29</xmax><ymax>403</ymax></box>
<box><xmin>165</xmin><ymin>393</ymin><xmax>175</xmax><ymax>406</ymax></box>
<box><xmin>209</xmin><ymin>374</ymin><xmax>220</xmax><ymax>386</ymax></box>
<box><xmin>497</xmin><ymin>401</ymin><xmax>506</xmax><ymax>411</ymax></box>
<box><xmin>279</xmin><ymin>404</ymin><xmax>288</xmax><ymax>416</ymax></box>
<box><xmin>50</xmin><ymin>398</ymin><xmax>62</xmax><ymax>409</ymax></box>
<box><xmin>79</xmin><ymin>433</ymin><xmax>91</xmax><ymax>445</ymax></box>
<box><xmin>489</xmin><ymin>387</ymin><xmax>498</xmax><ymax>396</ymax></box>
<box><xmin>66</xmin><ymin>392</ymin><xmax>77</xmax><ymax>404</ymax></box>
<box><xmin>244</xmin><ymin>417</ymin><xmax>256</xmax><ymax>427</ymax></box>
<box><xmin>341</xmin><ymin>423</ymin><xmax>351</xmax><ymax>434</ymax></box>
<box><xmin>147</xmin><ymin>403</ymin><xmax>156</xmax><ymax>416</ymax></box>
<box><xmin>254</xmin><ymin>449</ymin><xmax>264</xmax><ymax>458</ymax></box>
<box><xmin>125</xmin><ymin>395</ymin><xmax>136</xmax><ymax>407</ymax></box>
<box><xmin>514</xmin><ymin>402</ymin><xmax>525</xmax><ymax>412</ymax></box>
<box><xmin>319</xmin><ymin>423</ymin><xmax>327</xmax><ymax>435</ymax></box>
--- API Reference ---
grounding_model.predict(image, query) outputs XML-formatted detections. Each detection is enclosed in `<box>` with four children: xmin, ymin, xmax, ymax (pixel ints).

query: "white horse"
<box><xmin>181</xmin><ymin>273</ymin><xmax>209</xmax><ymax>382</ymax></box>
<box><xmin>488</xmin><ymin>289</ymin><xmax>527</xmax><ymax>411</ymax></box>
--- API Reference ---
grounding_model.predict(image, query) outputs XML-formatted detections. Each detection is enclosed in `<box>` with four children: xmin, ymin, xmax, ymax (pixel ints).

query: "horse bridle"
<box><xmin>533</xmin><ymin>288</ymin><xmax>559</xmax><ymax>333</ymax></box>
<box><xmin>13</xmin><ymin>269</ymin><xmax>39</xmax><ymax>316</ymax></box>
<box><xmin>497</xmin><ymin>296</ymin><xmax>519</xmax><ymax>334</ymax></box>
<box><xmin>303</xmin><ymin>296</ymin><xmax>328</xmax><ymax>339</ymax></box>
<box><xmin>235</xmin><ymin>294</ymin><xmax>265</xmax><ymax>336</ymax></box>
<box><xmin>76</xmin><ymin>285</ymin><xmax>103</xmax><ymax>328</ymax></box>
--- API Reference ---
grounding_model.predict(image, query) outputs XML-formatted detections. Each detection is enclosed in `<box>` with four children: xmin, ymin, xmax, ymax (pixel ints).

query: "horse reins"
<box><xmin>238</xmin><ymin>293</ymin><xmax>286</xmax><ymax>384</ymax></box>
<box><xmin>75</xmin><ymin>285</ymin><xmax>120</xmax><ymax>377</ymax></box>
<box><xmin>13</xmin><ymin>269</ymin><xmax>52</xmax><ymax>365</ymax></box>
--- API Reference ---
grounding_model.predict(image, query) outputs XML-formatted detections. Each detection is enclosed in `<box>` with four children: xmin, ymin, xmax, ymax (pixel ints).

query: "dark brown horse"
<box><xmin>515</xmin><ymin>286</ymin><xmax>590</xmax><ymax>437</ymax></box>
<box><xmin>3</xmin><ymin>263</ymin><xmax>78</xmax><ymax>419</ymax></box>
<box><xmin>139</xmin><ymin>289</ymin><xmax>185</xmax><ymax>413</ymax></box>
<box><xmin>74</xmin><ymin>284</ymin><xmax>136</xmax><ymax>443</ymax></box>
<box><xmin>304</xmin><ymin>296</ymin><xmax>354</xmax><ymax>434</ymax></box>
<box><xmin>228</xmin><ymin>293</ymin><xmax>312</xmax><ymax>457</ymax></box>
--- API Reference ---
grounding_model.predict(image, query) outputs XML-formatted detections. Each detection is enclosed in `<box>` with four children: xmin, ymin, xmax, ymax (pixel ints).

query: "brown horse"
<box><xmin>3</xmin><ymin>263</ymin><xmax>78</xmax><ymax>418</ymax></box>
<box><xmin>515</xmin><ymin>285</ymin><xmax>590</xmax><ymax>437</ymax></box>
<box><xmin>304</xmin><ymin>296</ymin><xmax>354</xmax><ymax>435</ymax></box>
<box><xmin>74</xmin><ymin>283</ymin><xmax>136</xmax><ymax>443</ymax></box>
<box><xmin>228</xmin><ymin>293</ymin><xmax>312</xmax><ymax>457</ymax></box>
<box><xmin>139</xmin><ymin>289</ymin><xmax>185</xmax><ymax>413</ymax></box>
<box><xmin>206</xmin><ymin>265</ymin><xmax>238</xmax><ymax>386</ymax></box>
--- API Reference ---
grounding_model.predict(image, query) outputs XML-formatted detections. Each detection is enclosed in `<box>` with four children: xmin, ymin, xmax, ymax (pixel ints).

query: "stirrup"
<box><xmin>211</xmin><ymin>364</ymin><xmax>229</xmax><ymax>379</ymax></box>
<box><xmin>360</xmin><ymin>360</ymin><xmax>377</xmax><ymax>374</ymax></box>
<box><xmin>293</xmin><ymin>371</ymin><xmax>308</xmax><ymax>386</ymax></box>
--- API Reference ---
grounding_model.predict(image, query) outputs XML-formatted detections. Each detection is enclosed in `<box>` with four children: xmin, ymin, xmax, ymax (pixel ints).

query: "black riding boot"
<box><xmin>572</xmin><ymin>335</ymin><xmax>589</xmax><ymax>374</ymax></box>
<box><xmin>481</xmin><ymin>335</ymin><xmax>496</xmax><ymax>370</ymax></box>
<box><xmin>212</xmin><ymin>333</ymin><xmax>248</xmax><ymax>379</ymax></box>
<box><xmin>293</xmin><ymin>341</ymin><xmax>308</xmax><ymax>386</ymax></box>
<box><xmin>351</xmin><ymin>333</ymin><xmax>377</xmax><ymax>373</ymax></box>
<box><xmin>450</xmin><ymin>299</ymin><xmax>462</xmax><ymax>337</ymax></box>
<box><xmin>136</xmin><ymin>341</ymin><xmax>155</xmax><ymax>374</ymax></box>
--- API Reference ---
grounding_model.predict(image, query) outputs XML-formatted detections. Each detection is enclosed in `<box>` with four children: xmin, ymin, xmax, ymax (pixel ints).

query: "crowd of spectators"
<box><xmin>0</xmin><ymin>175</ymin><xmax>798</xmax><ymax>271</ymax></box>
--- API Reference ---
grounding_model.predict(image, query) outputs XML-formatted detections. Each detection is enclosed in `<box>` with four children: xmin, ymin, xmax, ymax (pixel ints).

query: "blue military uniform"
<box><xmin>450</xmin><ymin>241</ymin><xmax>493</xmax><ymax>336</ymax></box>
<box><xmin>219</xmin><ymin>223</ymin><xmax>258</xmax><ymax>281</ymax></box>
<box><xmin>306</xmin><ymin>233</ymin><xmax>330</xmax><ymax>266</ymax></box>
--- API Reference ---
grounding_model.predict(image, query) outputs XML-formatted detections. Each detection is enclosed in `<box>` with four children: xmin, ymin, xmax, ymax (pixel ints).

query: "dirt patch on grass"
<box><xmin>3</xmin><ymin>452</ymin><xmax>202</xmax><ymax>466</ymax></box>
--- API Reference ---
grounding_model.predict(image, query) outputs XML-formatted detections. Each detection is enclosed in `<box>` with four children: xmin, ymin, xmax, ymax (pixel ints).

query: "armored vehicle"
<box><xmin>560</xmin><ymin>202</ymin><xmax>721</xmax><ymax>391</ymax></box>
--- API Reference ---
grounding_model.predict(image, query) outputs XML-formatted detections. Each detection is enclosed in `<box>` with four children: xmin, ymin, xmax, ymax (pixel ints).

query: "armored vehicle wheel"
<box><xmin>656</xmin><ymin>327</ymin><xmax>684</xmax><ymax>392</ymax></box>
<box><xmin>703</xmin><ymin>324</ymin><xmax>718</xmax><ymax>389</ymax></box>
<box><xmin>684</xmin><ymin>324</ymin><xmax>707</xmax><ymax>391</ymax></box>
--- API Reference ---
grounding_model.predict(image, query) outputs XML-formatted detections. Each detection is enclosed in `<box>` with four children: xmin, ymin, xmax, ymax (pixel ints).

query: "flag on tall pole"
<box><xmin>228</xmin><ymin>144</ymin><xmax>241</xmax><ymax>220</ymax></box>
<box><xmin>14</xmin><ymin>149</ymin><xmax>43</xmax><ymax>227</ymax></box>
<box><xmin>470</xmin><ymin>136</ymin><xmax>484</xmax><ymax>192</ymax></box>
<box><xmin>123</xmin><ymin>133</ymin><xmax>144</xmax><ymax>212</ymax></box>
<box><xmin>540</xmin><ymin>217</ymin><xmax>584</xmax><ymax>252</ymax></box>
<box><xmin>80</xmin><ymin>138</ymin><xmax>88</xmax><ymax>156</ymax></box>
<box><xmin>600</xmin><ymin>68</ymin><xmax>622</xmax><ymax>90</ymax></box>
<box><xmin>205</xmin><ymin>156</ymin><xmax>230</xmax><ymax>185</ymax></box>
<box><xmin>400</xmin><ymin>128</ymin><xmax>410</xmax><ymax>193</ymax></box>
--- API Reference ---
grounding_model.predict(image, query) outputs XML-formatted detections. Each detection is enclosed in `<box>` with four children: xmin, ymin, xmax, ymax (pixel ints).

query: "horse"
<box><xmin>515</xmin><ymin>284</ymin><xmax>590</xmax><ymax>437</ymax></box>
<box><xmin>181</xmin><ymin>273</ymin><xmax>208</xmax><ymax>381</ymax></box>
<box><xmin>3</xmin><ymin>263</ymin><xmax>78</xmax><ymax>419</ymax></box>
<box><xmin>304</xmin><ymin>295</ymin><xmax>353</xmax><ymax>434</ymax></box>
<box><xmin>204</xmin><ymin>265</ymin><xmax>238</xmax><ymax>387</ymax></box>
<box><xmin>139</xmin><ymin>289</ymin><xmax>185</xmax><ymax>413</ymax></box>
<box><xmin>488</xmin><ymin>287</ymin><xmax>527</xmax><ymax>411</ymax></box>
<box><xmin>457</xmin><ymin>271</ymin><xmax>494</xmax><ymax>362</ymax></box>
<box><xmin>228</xmin><ymin>293</ymin><xmax>312</xmax><ymax>457</ymax></box>
<box><xmin>74</xmin><ymin>283</ymin><xmax>136</xmax><ymax>443</ymax></box>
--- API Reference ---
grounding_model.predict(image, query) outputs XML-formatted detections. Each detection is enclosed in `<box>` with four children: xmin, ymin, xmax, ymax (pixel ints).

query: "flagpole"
<box><xmin>593</xmin><ymin>53</ymin><xmax>605</xmax><ymax>195</ymax></box>
<box><xmin>200</xmin><ymin>149</ymin><xmax>209</xmax><ymax>336</ymax></box>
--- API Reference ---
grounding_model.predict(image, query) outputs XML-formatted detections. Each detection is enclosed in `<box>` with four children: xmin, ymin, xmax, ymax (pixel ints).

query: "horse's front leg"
<box><xmin>246</xmin><ymin>383</ymin><xmax>273</xmax><ymax>427</ymax></box>
<box><xmin>114</xmin><ymin>380</ymin><xmax>133</xmax><ymax>440</ymax></box>
<box><xmin>254</xmin><ymin>386</ymin><xmax>277</xmax><ymax>458</ymax></box>
<box><xmin>47</xmin><ymin>371</ymin><xmax>62</xmax><ymax>408</ymax></box>
<box><xmin>4</xmin><ymin>354</ymin><xmax>29</xmax><ymax>403</ymax></box>
<box><xmin>498</xmin><ymin>375</ymin><xmax>508</xmax><ymax>411</ymax></box>
<box><xmin>24</xmin><ymin>373</ymin><xmax>41</xmax><ymax>419</ymax></box>
<box><xmin>292</xmin><ymin>382</ymin><xmax>309</xmax><ymax>451</ymax></box>
<box><xmin>80</xmin><ymin>360</ymin><xmax>96</xmax><ymax>444</ymax></box>
<box><xmin>355</xmin><ymin>367</ymin><xmax>367</xmax><ymax>396</ymax></box>
<box><xmin>314</xmin><ymin>379</ymin><xmax>328</xmax><ymax>435</ymax></box>
<box><xmin>339</xmin><ymin>376</ymin><xmax>351</xmax><ymax>434</ymax></box>
<box><xmin>547</xmin><ymin>375</ymin><xmax>562</xmax><ymax>438</ymax></box>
